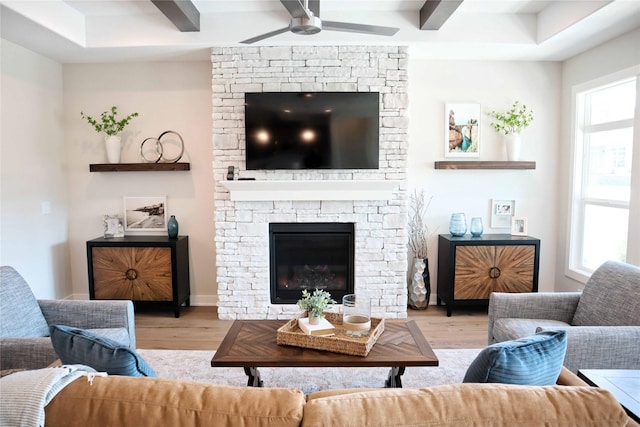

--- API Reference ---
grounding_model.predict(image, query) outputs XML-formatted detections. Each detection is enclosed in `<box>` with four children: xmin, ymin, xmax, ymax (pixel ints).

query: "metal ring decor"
<box><xmin>139</xmin><ymin>131</ymin><xmax>184</xmax><ymax>163</ymax></box>
<box><xmin>140</xmin><ymin>137</ymin><xmax>163</xmax><ymax>163</ymax></box>
<box><xmin>157</xmin><ymin>130</ymin><xmax>184</xmax><ymax>163</ymax></box>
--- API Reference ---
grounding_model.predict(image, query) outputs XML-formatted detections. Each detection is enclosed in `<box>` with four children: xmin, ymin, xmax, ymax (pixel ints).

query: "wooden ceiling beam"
<box><xmin>151</xmin><ymin>0</ymin><xmax>200</xmax><ymax>32</ymax></box>
<box><xmin>419</xmin><ymin>0</ymin><xmax>463</xmax><ymax>30</ymax></box>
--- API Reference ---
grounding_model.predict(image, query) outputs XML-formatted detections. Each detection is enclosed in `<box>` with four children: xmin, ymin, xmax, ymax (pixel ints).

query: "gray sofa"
<box><xmin>488</xmin><ymin>260</ymin><xmax>640</xmax><ymax>373</ymax></box>
<box><xmin>0</xmin><ymin>266</ymin><xmax>136</xmax><ymax>371</ymax></box>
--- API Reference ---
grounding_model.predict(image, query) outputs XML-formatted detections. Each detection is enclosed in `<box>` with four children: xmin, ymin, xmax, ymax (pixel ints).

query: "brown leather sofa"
<box><xmin>43</xmin><ymin>367</ymin><xmax>635</xmax><ymax>427</ymax></box>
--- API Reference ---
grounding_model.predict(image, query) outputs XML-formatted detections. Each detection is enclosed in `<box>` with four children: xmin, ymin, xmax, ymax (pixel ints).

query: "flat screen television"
<box><xmin>245</xmin><ymin>92</ymin><xmax>379</xmax><ymax>170</ymax></box>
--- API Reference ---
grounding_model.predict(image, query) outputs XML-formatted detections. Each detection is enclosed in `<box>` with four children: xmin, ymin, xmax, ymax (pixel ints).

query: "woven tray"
<box><xmin>276</xmin><ymin>311</ymin><xmax>384</xmax><ymax>357</ymax></box>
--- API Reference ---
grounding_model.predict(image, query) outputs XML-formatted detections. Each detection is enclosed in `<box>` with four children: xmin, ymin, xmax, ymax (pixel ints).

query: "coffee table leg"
<box><xmin>244</xmin><ymin>367</ymin><xmax>263</xmax><ymax>387</ymax></box>
<box><xmin>385</xmin><ymin>366</ymin><xmax>405</xmax><ymax>388</ymax></box>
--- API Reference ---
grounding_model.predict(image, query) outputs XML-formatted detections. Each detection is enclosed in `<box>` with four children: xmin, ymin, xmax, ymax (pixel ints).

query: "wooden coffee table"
<box><xmin>211</xmin><ymin>319</ymin><xmax>438</xmax><ymax>388</ymax></box>
<box><xmin>578</xmin><ymin>369</ymin><xmax>640</xmax><ymax>422</ymax></box>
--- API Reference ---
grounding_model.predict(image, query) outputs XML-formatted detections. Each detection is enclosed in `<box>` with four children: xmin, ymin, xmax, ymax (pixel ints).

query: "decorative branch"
<box><xmin>408</xmin><ymin>189</ymin><xmax>436</xmax><ymax>259</ymax></box>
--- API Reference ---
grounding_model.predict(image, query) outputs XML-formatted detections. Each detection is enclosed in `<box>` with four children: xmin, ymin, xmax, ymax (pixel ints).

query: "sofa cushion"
<box><xmin>49</xmin><ymin>325</ymin><xmax>156</xmax><ymax>377</ymax></box>
<box><xmin>463</xmin><ymin>330</ymin><xmax>567</xmax><ymax>385</ymax></box>
<box><xmin>0</xmin><ymin>266</ymin><xmax>49</xmax><ymax>338</ymax></box>
<box><xmin>572</xmin><ymin>260</ymin><xmax>640</xmax><ymax>326</ymax></box>
<box><xmin>45</xmin><ymin>376</ymin><xmax>306</xmax><ymax>427</ymax></box>
<box><xmin>493</xmin><ymin>318</ymin><xmax>570</xmax><ymax>342</ymax></box>
<box><xmin>303</xmin><ymin>383</ymin><xmax>627</xmax><ymax>427</ymax></box>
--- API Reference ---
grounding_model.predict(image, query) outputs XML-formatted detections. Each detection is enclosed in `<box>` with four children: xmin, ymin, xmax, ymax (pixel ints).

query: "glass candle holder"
<box><xmin>449</xmin><ymin>213</ymin><xmax>467</xmax><ymax>237</ymax></box>
<box><xmin>470</xmin><ymin>217</ymin><xmax>483</xmax><ymax>237</ymax></box>
<box><xmin>342</xmin><ymin>294</ymin><xmax>371</xmax><ymax>337</ymax></box>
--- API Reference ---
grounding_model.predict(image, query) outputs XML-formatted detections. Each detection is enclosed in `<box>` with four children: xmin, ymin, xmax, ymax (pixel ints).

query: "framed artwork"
<box><xmin>491</xmin><ymin>199</ymin><xmax>515</xmax><ymax>228</ymax></box>
<box><xmin>445</xmin><ymin>102</ymin><xmax>480</xmax><ymax>158</ymax></box>
<box><xmin>123</xmin><ymin>196</ymin><xmax>167</xmax><ymax>232</ymax></box>
<box><xmin>103</xmin><ymin>215</ymin><xmax>124</xmax><ymax>238</ymax></box>
<box><xmin>511</xmin><ymin>217</ymin><xmax>528</xmax><ymax>236</ymax></box>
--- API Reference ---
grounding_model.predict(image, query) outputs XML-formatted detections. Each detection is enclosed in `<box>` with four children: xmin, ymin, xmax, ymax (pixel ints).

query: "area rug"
<box><xmin>138</xmin><ymin>348</ymin><xmax>481</xmax><ymax>394</ymax></box>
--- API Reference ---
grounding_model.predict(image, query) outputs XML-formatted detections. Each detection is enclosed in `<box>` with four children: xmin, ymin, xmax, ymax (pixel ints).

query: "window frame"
<box><xmin>566</xmin><ymin>66</ymin><xmax>640</xmax><ymax>283</ymax></box>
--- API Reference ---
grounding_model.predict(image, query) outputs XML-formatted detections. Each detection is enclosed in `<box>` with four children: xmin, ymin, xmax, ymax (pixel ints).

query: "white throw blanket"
<box><xmin>0</xmin><ymin>365</ymin><xmax>104</xmax><ymax>427</ymax></box>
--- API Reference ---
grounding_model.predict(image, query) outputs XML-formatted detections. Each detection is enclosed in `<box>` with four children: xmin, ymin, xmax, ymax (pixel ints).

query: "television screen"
<box><xmin>245</xmin><ymin>92</ymin><xmax>379</xmax><ymax>170</ymax></box>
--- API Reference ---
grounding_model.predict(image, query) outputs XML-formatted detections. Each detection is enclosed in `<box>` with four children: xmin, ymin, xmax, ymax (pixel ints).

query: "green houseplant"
<box><xmin>81</xmin><ymin>106</ymin><xmax>139</xmax><ymax>163</ymax></box>
<box><xmin>81</xmin><ymin>106</ymin><xmax>139</xmax><ymax>136</ymax></box>
<box><xmin>297</xmin><ymin>289</ymin><xmax>336</xmax><ymax>324</ymax></box>
<box><xmin>487</xmin><ymin>101</ymin><xmax>533</xmax><ymax>135</ymax></box>
<box><xmin>487</xmin><ymin>101</ymin><xmax>533</xmax><ymax>161</ymax></box>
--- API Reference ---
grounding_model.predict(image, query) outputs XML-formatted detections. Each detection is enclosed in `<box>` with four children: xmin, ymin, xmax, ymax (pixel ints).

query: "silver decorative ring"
<box><xmin>140</xmin><ymin>137</ymin><xmax>163</xmax><ymax>163</ymax></box>
<box><xmin>157</xmin><ymin>130</ymin><xmax>184</xmax><ymax>163</ymax></box>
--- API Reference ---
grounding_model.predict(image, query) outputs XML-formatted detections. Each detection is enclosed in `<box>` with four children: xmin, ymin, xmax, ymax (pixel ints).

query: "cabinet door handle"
<box><xmin>489</xmin><ymin>267</ymin><xmax>501</xmax><ymax>279</ymax></box>
<box><xmin>125</xmin><ymin>268</ymin><xmax>139</xmax><ymax>280</ymax></box>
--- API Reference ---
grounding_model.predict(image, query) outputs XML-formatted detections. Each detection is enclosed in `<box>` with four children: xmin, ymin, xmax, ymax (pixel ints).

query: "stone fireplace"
<box><xmin>212</xmin><ymin>45</ymin><xmax>409</xmax><ymax>320</ymax></box>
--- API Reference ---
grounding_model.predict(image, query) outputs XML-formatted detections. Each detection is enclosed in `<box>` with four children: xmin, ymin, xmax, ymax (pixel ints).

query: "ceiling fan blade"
<box><xmin>280</xmin><ymin>0</ymin><xmax>313</xmax><ymax>19</ymax></box>
<box><xmin>240</xmin><ymin>27</ymin><xmax>290</xmax><ymax>44</ymax></box>
<box><xmin>322</xmin><ymin>20</ymin><xmax>399</xmax><ymax>36</ymax></box>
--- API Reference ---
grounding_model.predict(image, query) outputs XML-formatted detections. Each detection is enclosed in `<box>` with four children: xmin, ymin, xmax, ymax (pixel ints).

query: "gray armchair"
<box><xmin>0</xmin><ymin>266</ymin><xmax>136</xmax><ymax>370</ymax></box>
<box><xmin>488</xmin><ymin>260</ymin><xmax>640</xmax><ymax>373</ymax></box>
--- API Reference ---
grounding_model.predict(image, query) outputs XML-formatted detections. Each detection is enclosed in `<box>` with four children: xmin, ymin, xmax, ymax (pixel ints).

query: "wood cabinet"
<box><xmin>437</xmin><ymin>234</ymin><xmax>540</xmax><ymax>316</ymax></box>
<box><xmin>87</xmin><ymin>236</ymin><xmax>190</xmax><ymax>317</ymax></box>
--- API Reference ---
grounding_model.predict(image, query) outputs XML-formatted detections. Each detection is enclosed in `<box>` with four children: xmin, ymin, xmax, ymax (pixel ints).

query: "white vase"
<box><xmin>308</xmin><ymin>315</ymin><xmax>320</xmax><ymax>325</ymax></box>
<box><xmin>105</xmin><ymin>135</ymin><xmax>122</xmax><ymax>163</ymax></box>
<box><xmin>504</xmin><ymin>134</ymin><xmax>521</xmax><ymax>161</ymax></box>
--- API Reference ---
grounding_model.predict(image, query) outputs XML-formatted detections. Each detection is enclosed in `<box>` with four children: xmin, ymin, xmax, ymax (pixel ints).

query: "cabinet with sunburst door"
<box><xmin>437</xmin><ymin>234</ymin><xmax>540</xmax><ymax>316</ymax></box>
<box><xmin>87</xmin><ymin>236</ymin><xmax>190</xmax><ymax>317</ymax></box>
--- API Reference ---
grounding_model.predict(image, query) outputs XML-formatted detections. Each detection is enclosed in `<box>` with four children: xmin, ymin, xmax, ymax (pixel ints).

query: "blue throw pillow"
<box><xmin>49</xmin><ymin>325</ymin><xmax>157</xmax><ymax>377</ymax></box>
<box><xmin>463</xmin><ymin>330</ymin><xmax>567</xmax><ymax>385</ymax></box>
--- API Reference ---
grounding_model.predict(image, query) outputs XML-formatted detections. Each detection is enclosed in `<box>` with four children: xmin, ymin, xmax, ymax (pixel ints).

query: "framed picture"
<box><xmin>445</xmin><ymin>102</ymin><xmax>480</xmax><ymax>158</ymax></box>
<box><xmin>511</xmin><ymin>217</ymin><xmax>528</xmax><ymax>236</ymax></box>
<box><xmin>103</xmin><ymin>215</ymin><xmax>124</xmax><ymax>238</ymax></box>
<box><xmin>491</xmin><ymin>199</ymin><xmax>515</xmax><ymax>228</ymax></box>
<box><xmin>123</xmin><ymin>196</ymin><xmax>167</xmax><ymax>232</ymax></box>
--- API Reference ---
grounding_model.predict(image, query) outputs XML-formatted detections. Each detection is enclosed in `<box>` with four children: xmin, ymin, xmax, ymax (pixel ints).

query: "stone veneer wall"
<box><xmin>212</xmin><ymin>46</ymin><xmax>409</xmax><ymax>320</ymax></box>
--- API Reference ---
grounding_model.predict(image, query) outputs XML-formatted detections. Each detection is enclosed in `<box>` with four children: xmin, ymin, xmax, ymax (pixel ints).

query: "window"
<box><xmin>568</xmin><ymin>68</ymin><xmax>639</xmax><ymax>281</ymax></box>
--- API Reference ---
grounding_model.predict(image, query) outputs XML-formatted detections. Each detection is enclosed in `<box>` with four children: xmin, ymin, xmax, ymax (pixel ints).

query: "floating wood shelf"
<box><xmin>434</xmin><ymin>161</ymin><xmax>536</xmax><ymax>170</ymax></box>
<box><xmin>89</xmin><ymin>163</ymin><xmax>191</xmax><ymax>172</ymax></box>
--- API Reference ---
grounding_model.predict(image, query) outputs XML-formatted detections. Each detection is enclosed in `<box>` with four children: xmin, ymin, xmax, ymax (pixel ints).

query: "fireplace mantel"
<box><xmin>221</xmin><ymin>180</ymin><xmax>402</xmax><ymax>201</ymax></box>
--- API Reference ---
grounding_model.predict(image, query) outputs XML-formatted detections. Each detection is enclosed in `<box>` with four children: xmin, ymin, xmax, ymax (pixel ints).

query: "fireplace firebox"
<box><xmin>269</xmin><ymin>223</ymin><xmax>355</xmax><ymax>304</ymax></box>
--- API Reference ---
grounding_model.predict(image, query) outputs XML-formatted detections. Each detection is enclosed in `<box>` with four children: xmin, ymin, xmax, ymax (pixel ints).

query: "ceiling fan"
<box><xmin>240</xmin><ymin>0</ymin><xmax>399</xmax><ymax>44</ymax></box>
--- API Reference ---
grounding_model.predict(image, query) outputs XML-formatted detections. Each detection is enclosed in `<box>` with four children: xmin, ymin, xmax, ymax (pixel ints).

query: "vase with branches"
<box><xmin>80</xmin><ymin>106</ymin><xmax>139</xmax><ymax>163</ymax></box>
<box><xmin>407</xmin><ymin>189</ymin><xmax>436</xmax><ymax>310</ymax></box>
<box><xmin>487</xmin><ymin>101</ymin><xmax>533</xmax><ymax>161</ymax></box>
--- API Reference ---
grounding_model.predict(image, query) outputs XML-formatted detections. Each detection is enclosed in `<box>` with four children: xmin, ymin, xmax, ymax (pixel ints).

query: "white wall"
<box><xmin>555</xmin><ymin>29</ymin><xmax>640</xmax><ymax>291</ymax></box>
<box><xmin>63</xmin><ymin>62</ymin><xmax>216</xmax><ymax>303</ymax></box>
<box><xmin>407</xmin><ymin>58</ymin><xmax>562</xmax><ymax>295</ymax></box>
<box><xmin>0</xmin><ymin>39</ymin><xmax>70</xmax><ymax>298</ymax></box>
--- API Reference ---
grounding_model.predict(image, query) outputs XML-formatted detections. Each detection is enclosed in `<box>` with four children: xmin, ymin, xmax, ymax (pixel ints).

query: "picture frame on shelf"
<box><xmin>491</xmin><ymin>199</ymin><xmax>515</xmax><ymax>228</ymax></box>
<box><xmin>123</xmin><ymin>196</ymin><xmax>167</xmax><ymax>232</ymax></box>
<box><xmin>511</xmin><ymin>217</ymin><xmax>528</xmax><ymax>236</ymax></box>
<box><xmin>103</xmin><ymin>215</ymin><xmax>124</xmax><ymax>238</ymax></box>
<box><xmin>445</xmin><ymin>102</ymin><xmax>480</xmax><ymax>158</ymax></box>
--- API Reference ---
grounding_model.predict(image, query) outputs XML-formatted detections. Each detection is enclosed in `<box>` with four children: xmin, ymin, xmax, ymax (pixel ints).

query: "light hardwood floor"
<box><xmin>135</xmin><ymin>305</ymin><xmax>489</xmax><ymax>350</ymax></box>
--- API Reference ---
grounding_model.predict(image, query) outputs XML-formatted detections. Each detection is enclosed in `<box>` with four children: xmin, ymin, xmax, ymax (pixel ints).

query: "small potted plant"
<box><xmin>297</xmin><ymin>288</ymin><xmax>336</xmax><ymax>325</ymax></box>
<box><xmin>487</xmin><ymin>101</ymin><xmax>533</xmax><ymax>161</ymax></box>
<box><xmin>81</xmin><ymin>106</ymin><xmax>139</xmax><ymax>164</ymax></box>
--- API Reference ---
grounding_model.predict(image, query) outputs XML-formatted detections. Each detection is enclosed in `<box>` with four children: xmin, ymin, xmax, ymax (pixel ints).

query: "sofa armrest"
<box><xmin>38</xmin><ymin>300</ymin><xmax>136</xmax><ymax>348</ymax></box>
<box><xmin>537</xmin><ymin>325</ymin><xmax>640</xmax><ymax>373</ymax></box>
<box><xmin>488</xmin><ymin>292</ymin><xmax>581</xmax><ymax>344</ymax></box>
<box><xmin>0</xmin><ymin>337</ymin><xmax>59</xmax><ymax>370</ymax></box>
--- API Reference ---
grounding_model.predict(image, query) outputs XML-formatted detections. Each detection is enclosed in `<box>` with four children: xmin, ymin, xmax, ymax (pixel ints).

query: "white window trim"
<box><xmin>566</xmin><ymin>65</ymin><xmax>640</xmax><ymax>284</ymax></box>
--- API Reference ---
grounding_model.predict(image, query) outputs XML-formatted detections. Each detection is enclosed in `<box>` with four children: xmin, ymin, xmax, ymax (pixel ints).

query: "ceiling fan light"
<box><xmin>290</xmin><ymin>16</ymin><xmax>322</xmax><ymax>35</ymax></box>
